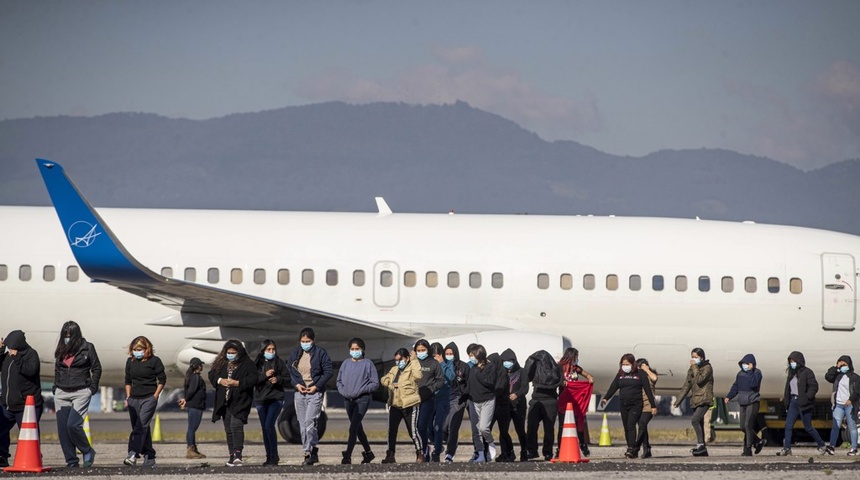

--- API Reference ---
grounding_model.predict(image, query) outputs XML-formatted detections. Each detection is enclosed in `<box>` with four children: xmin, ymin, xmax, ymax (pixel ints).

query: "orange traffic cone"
<box><xmin>551</xmin><ymin>402</ymin><xmax>589</xmax><ymax>464</ymax></box>
<box><xmin>4</xmin><ymin>395</ymin><xmax>51</xmax><ymax>473</ymax></box>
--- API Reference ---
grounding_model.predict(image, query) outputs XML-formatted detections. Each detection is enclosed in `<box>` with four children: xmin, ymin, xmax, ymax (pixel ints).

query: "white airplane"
<box><xmin>2</xmin><ymin>158</ymin><xmax>858</xmax><ymax>440</ymax></box>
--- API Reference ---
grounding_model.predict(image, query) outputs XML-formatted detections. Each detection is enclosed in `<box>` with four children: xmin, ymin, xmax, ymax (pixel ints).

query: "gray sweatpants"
<box><xmin>54</xmin><ymin>388</ymin><xmax>93</xmax><ymax>466</ymax></box>
<box><xmin>471</xmin><ymin>399</ymin><xmax>496</xmax><ymax>453</ymax></box>
<box><xmin>295</xmin><ymin>391</ymin><xmax>323</xmax><ymax>453</ymax></box>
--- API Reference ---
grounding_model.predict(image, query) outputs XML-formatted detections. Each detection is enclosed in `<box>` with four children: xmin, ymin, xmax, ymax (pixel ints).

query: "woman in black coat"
<box><xmin>209</xmin><ymin>339</ymin><xmax>257</xmax><ymax>467</ymax></box>
<box><xmin>253</xmin><ymin>339</ymin><xmax>290</xmax><ymax>466</ymax></box>
<box><xmin>777</xmin><ymin>351</ymin><xmax>826</xmax><ymax>456</ymax></box>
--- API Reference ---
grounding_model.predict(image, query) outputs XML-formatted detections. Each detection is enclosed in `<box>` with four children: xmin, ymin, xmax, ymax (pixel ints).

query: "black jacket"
<box><xmin>523</xmin><ymin>350</ymin><xmax>562</xmax><ymax>396</ymax></box>
<box><xmin>488</xmin><ymin>353</ymin><xmax>511</xmax><ymax>406</ymax></box>
<box><xmin>184</xmin><ymin>374</ymin><xmax>207</xmax><ymax>410</ymax></box>
<box><xmin>783</xmin><ymin>351</ymin><xmax>818</xmax><ymax>411</ymax></box>
<box><xmin>125</xmin><ymin>355</ymin><xmax>167</xmax><ymax>398</ymax></box>
<box><xmin>54</xmin><ymin>340</ymin><xmax>102</xmax><ymax>394</ymax></box>
<box><xmin>254</xmin><ymin>356</ymin><xmax>290</xmax><ymax>404</ymax></box>
<box><xmin>501</xmin><ymin>348</ymin><xmax>529</xmax><ymax>407</ymax></box>
<box><xmin>467</xmin><ymin>361</ymin><xmax>498</xmax><ymax>403</ymax></box>
<box><xmin>824</xmin><ymin>355</ymin><xmax>860</xmax><ymax>407</ymax></box>
<box><xmin>209</xmin><ymin>358</ymin><xmax>257</xmax><ymax>423</ymax></box>
<box><xmin>416</xmin><ymin>355</ymin><xmax>445</xmax><ymax>402</ymax></box>
<box><xmin>446</xmin><ymin>342</ymin><xmax>470</xmax><ymax>401</ymax></box>
<box><xmin>0</xmin><ymin>331</ymin><xmax>42</xmax><ymax>412</ymax></box>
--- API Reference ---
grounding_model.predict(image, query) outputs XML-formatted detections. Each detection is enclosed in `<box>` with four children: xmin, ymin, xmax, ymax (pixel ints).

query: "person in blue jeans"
<box><xmin>178</xmin><ymin>357</ymin><xmax>207</xmax><ymax>459</ymax></box>
<box><xmin>430</xmin><ymin>342</ymin><xmax>454</xmax><ymax>462</ymax></box>
<box><xmin>254</xmin><ymin>340</ymin><xmax>289</xmax><ymax>466</ymax></box>
<box><xmin>824</xmin><ymin>355</ymin><xmax>860</xmax><ymax>456</ymax></box>
<box><xmin>777</xmin><ymin>351</ymin><xmax>827</xmax><ymax>456</ymax></box>
<box><xmin>336</xmin><ymin>337</ymin><xmax>379</xmax><ymax>464</ymax></box>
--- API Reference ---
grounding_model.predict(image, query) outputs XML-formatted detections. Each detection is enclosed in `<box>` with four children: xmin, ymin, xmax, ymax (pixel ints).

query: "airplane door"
<box><xmin>821</xmin><ymin>253</ymin><xmax>856</xmax><ymax>330</ymax></box>
<box><xmin>373</xmin><ymin>261</ymin><xmax>400</xmax><ymax>308</ymax></box>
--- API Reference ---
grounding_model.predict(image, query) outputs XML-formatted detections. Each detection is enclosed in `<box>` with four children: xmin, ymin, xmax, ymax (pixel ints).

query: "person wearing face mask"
<box><xmin>443</xmin><ymin>342</ymin><xmax>471</xmax><ymax>463</ymax></box>
<box><xmin>823</xmin><ymin>355</ymin><xmax>860</xmax><ymax>456</ymax></box>
<box><xmin>123</xmin><ymin>336</ymin><xmax>166</xmax><ymax>468</ymax></box>
<box><xmin>429</xmin><ymin>342</ymin><xmax>453</xmax><ymax>462</ymax></box>
<box><xmin>413</xmin><ymin>339</ymin><xmax>444</xmax><ymax>462</ymax></box>
<box><xmin>557</xmin><ymin>347</ymin><xmax>594</xmax><ymax>458</ymax></box>
<box><xmin>776</xmin><ymin>351</ymin><xmax>827</xmax><ymax>456</ymax></box>
<box><xmin>673</xmin><ymin>347</ymin><xmax>714</xmax><ymax>457</ymax></box>
<box><xmin>599</xmin><ymin>354</ymin><xmax>657</xmax><ymax>459</ymax></box>
<box><xmin>380</xmin><ymin>347</ymin><xmax>423</xmax><ymax>464</ymax></box>
<box><xmin>636</xmin><ymin>358</ymin><xmax>658</xmax><ymax>459</ymax></box>
<box><xmin>288</xmin><ymin>327</ymin><xmax>333</xmax><ymax>466</ymax></box>
<box><xmin>253</xmin><ymin>340</ymin><xmax>289</xmax><ymax>466</ymax></box>
<box><xmin>523</xmin><ymin>349</ymin><xmax>563</xmax><ymax>461</ymax></box>
<box><xmin>336</xmin><ymin>337</ymin><xmax>379</xmax><ymax>464</ymax></box>
<box><xmin>494</xmin><ymin>349</ymin><xmax>528</xmax><ymax>462</ymax></box>
<box><xmin>52</xmin><ymin>321</ymin><xmax>101</xmax><ymax>468</ymax></box>
<box><xmin>466</xmin><ymin>344</ymin><xmax>497</xmax><ymax>463</ymax></box>
<box><xmin>209</xmin><ymin>339</ymin><xmax>256</xmax><ymax>467</ymax></box>
<box><xmin>0</xmin><ymin>330</ymin><xmax>42</xmax><ymax>469</ymax></box>
<box><xmin>178</xmin><ymin>357</ymin><xmax>207</xmax><ymax>459</ymax></box>
<box><xmin>724</xmin><ymin>354</ymin><xmax>763</xmax><ymax>456</ymax></box>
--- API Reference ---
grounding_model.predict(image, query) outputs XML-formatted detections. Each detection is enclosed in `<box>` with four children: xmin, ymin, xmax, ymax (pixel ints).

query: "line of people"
<box><xmin>2</xmin><ymin>324</ymin><xmax>860</xmax><ymax>468</ymax></box>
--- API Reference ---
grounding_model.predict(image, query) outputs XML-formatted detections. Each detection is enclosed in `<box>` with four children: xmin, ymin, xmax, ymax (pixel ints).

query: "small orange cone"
<box><xmin>4</xmin><ymin>395</ymin><xmax>51</xmax><ymax>473</ymax></box>
<box><xmin>551</xmin><ymin>402</ymin><xmax>589</xmax><ymax>464</ymax></box>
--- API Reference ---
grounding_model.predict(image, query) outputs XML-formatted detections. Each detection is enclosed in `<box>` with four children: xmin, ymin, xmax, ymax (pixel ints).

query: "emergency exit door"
<box><xmin>373</xmin><ymin>261</ymin><xmax>400</xmax><ymax>308</ymax></box>
<box><xmin>822</xmin><ymin>253</ymin><xmax>856</xmax><ymax>330</ymax></box>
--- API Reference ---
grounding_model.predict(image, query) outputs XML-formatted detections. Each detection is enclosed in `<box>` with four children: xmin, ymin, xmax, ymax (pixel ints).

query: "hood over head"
<box><xmin>445</xmin><ymin>342</ymin><xmax>461</xmax><ymax>362</ymax></box>
<box><xmin>739</xmin><ymin>353</ymin><xmax>757</xmax><ymax>368</ymax></box>
<box><xmin>788</xmin><ymin>351</ymin><xmax>806</xmax><ymax>368</ymax></box>
<box><xmin>838</xmin><ymin>355</ymin><xmax>854</xmax><ymax>372</ymax></box>
<box><xmin>4</xmin><ymin>330</ymin><xmax>28</xmax><ymax>351</ymax></box>
<box><xmin>488</xmin><ymin>352</ymin><xmax>501</xmax><ymax>365</ymax></box>
<box><xmin>501</xmin><ymin>348</ymin><xmax>518</xmax><ymax>363</ymax></box>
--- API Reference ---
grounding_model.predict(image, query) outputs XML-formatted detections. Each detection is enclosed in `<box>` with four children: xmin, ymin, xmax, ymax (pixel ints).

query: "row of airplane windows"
<box><xmin>0</xmin><ymin>264</ymin><xmax>803</xmax><ymax>294</ymax></box>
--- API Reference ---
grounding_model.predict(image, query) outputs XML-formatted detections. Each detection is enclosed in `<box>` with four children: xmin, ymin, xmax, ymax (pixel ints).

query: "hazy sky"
<box><xmin>1</xmin><ymin>1</ymin><xmax>858</xmax><ymax>170</ymax></box>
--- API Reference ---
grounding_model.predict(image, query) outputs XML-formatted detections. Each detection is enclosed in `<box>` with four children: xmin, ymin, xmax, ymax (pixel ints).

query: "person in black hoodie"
<box><xmin>0</xmin><ymin>330</ymin><xmax>42</xmax><ymax>469</ymax></box>
<box><xmin>53</xmin><ymin>320</ymin><xmax>101</xmax><ymax>468</ymax></box>
<box><xmin>209</xmin><ymin>339</ymin><xmax>257</xmax><ymax>467</ymax></box>
<box><xmin>599</xmin><ymin>353</ymin><xmax>657</xmax><ymax>458</ymax></box>
<box><xmin>178</xmin><ymin>357</ymin><xmax>207</xmax><ymax>459</ymax></box>
<box><xmin>253</xmin><ymin>339</ymin><xmax>289</xmax><ymax>466</ymax></box>
<box><xmin>467</xmin><ymin>344</ymin><xmax>497</xmax><ymax>463</ymax></box>
<box><xmin>777</xmin><ymin>351</ymin><xmax>827</xmax><ymax>456</ymax></box>
<box><xmin>824</xmin><ymin>355</ymin><xmax>860</xmax><ymax>456</ymax></box>
<box><xmin>523</xmin><ymin>349</ymin><xmax>563</xmax><ymax>461</ymax></box>
<box><xmin>413</xmin><ymin>338</ymin><xmax>444</xmax><ymax>462</ymax></box>
<box><xmin>494</xmin><ymin>349</ymin><xmax>527</xmax><ymax>462</ymax></box>
<box><xmin>443</xmin><ymin>342</ymin><xmax>471</xmax><ymax>463</ymax></box>
<box><xmin>724</xmin><ymin>353</ymin><xmax>763</xmax><ymax>456</ymax></box>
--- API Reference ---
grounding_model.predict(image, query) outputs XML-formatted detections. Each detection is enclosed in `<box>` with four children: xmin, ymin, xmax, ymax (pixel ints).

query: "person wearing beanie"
<box><xmin>0</xmin><ymin>330</ymin><xmax>43</xmax><ymax>468</ymax></box>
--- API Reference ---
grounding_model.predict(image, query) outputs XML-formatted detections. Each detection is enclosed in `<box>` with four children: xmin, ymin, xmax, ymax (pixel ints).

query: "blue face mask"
<box><xmin>264</xmin><ymin>352</ymin><xmax>275</xmax><ymax>361</ymax></box>
<box><xmin>841</xmin><ymin>366</ymin><xmax>850</xmax><ymax>374</ymax></box>
<box><xmin>397</xmin><ymin>359</ymin><xmax>407</xmax><ymax>370</ymax></box>
<box><xmin>790</xmin><ymin>361</ymin><xmax>798</xmax><ymax>370</ymax></box>
<box><xmin>741</xmin><ymin>364</ymin><xmax>750</xmax><ymax>372</ymax></box>
<box><xmin>64</xmin><ymin>337</ymin><xmax>70</xmax><ymax>345</ymax></box>
<box><xmin>692</xmin><ymin>357</ymin><xmax>701</xmax><ymax>365</ymax></box>
<box><xmin>417</xmin><ymin>351</ymin><xmax>428</xmax><ymax>361</ymax></box>
<box><xmin>132</xmin><ymin>350</ymin><xmax>144</xmax><ymax>360</ymax></box>
<box><xmin>503</xmin><ymin>361</ymin><xmax>514</xmax><ymax>370</ymax></box>
<box><xmin>445</xmin><ymin>355</ymin><xmax>455</xmax><ymax>362</ymax></box>
<box><xmin>468</xmin><ymin>356</ymin><xmax>477</xmax><ymax>366</ymax></box>
<box><xmin>300</xmin><ymin>341</ymin><xmax>313</xmax><ymax>352</ymax></box>
<box><xmin>350</xmin><ymin>350</ymin><xmax>362</xmax><ymax>359</ymax></box>
<box><xmin>226</xmin><ymin>353</ymin><xmax>237</xmax><ymax>362</ymax></box>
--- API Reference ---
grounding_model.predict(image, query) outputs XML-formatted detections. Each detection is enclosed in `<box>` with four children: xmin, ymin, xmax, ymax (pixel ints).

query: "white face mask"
<box><xmin>621</xmin><ymin>365</ymin><xmax>632</xmax><ymax>373</ymax></box>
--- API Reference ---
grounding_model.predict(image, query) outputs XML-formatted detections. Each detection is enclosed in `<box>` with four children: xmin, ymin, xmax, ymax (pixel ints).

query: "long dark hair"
<box><xmin>184</xmin><ymin>358</ymin><xmax>203</xmax><ymax>389</ymax></box>
<box><xmin>559</xmin><ymin>347</ymin><xmax>579</xmax><ymax>376</ymax></box>
<box><xmin>394</xmin><ymin>347</ymin><xmax>410</xmax><ymax>363</ymax></box>
<box><xmin>212</xmin><ymin>339</ymin><xmax>249</xmax><ymax>372</ymax></box>
<box><xmin>349</xmin><ymin>338</ymin><xmax>366</xmax><ymax>359</ymax></box>
<box><xmin>255</xmin><ymin>339</ymin><xmax>278</xmax><ymax>368</ymax></box>
<box><xmin>636</xmin><ymin>357</ymin><xmax>658</xmax><ymax>375</ymax></box>
<box><xmin>55</xmin><ymin>320</ymin><xmax>84</xmax><ymax>359</ymax></box>
<box><xmin>468</xmin><ymin>344</ymin><xmax>488</xmax><ymax>364</ymax></box>
<box><xmin>691</xmin><ymin>347</ymin><xmax>707</xmax><ymax>361</ymax></box>
<box><xmin>618</xmin><ymin>353</ymin><xmax>637</xmax><ymax>375</ymax></box>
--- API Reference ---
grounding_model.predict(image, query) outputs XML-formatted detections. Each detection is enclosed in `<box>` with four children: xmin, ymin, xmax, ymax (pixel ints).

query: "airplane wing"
<box><xmin>35</xmin><ymin>159</ymin><xmax>415</xmax><ymax>343</ymax></box>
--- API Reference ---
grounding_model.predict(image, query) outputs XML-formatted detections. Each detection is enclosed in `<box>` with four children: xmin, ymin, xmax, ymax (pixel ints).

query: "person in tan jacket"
<box><xmin>674</xmin><ymin>347</ymin><xmax>714</xmax><ymax>457</ymax></box>
<box><xmin>380</xmin><ymin>348</ymin><xmax>424</xmax><ymax>464</ymax></box>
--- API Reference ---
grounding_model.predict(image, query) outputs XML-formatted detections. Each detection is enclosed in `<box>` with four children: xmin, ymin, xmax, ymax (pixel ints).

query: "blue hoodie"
<box><xmin>726</xmin><ymin>353</ymin><xmax>762</xmax><ymax>406</ymax></box>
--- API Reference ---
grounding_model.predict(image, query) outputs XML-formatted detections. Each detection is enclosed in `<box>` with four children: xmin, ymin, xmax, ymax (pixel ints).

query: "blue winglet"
<box><xmin>36</xmin><ymin>159</ymin><xmax>158</xmax><ymax>285</ymax></box>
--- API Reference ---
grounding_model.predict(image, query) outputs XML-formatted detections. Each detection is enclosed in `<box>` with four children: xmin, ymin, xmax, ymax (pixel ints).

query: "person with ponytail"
<box><xmin>336</xmin><ymin>337</ymin><xmax>379</xmax><ymax>464</ymax></box>
<box><xmin>254</xmin><ymin>340</ymin><xmax>289</xmax><ymax>466</ymax></box>
<box><xmin>178</xmin><ymin>357</ymin><xmax>207</xmax><ymax>459</ymax></box>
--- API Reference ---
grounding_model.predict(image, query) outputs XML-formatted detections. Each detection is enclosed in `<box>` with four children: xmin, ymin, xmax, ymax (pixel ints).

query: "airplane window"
<box><xmin>326</xmin><ymin>269</ymin><xmax>338</xmax><ymax>286</ymax></box>
<box><xmin>583</xmin><ymin>274</ymin><xmax>595</xmax><ymax>290</ymax></box>
<box><xmin>469</xmin><ymin>272</ymin><xmax>481</xmax><ymax>289</ymax></box>
<box><xmin>492</xmin><ymin>272</ymin><xmax>504</xmax><ymax>289</ymax></box>
<box><xmin>745</xmin><ymin>277</ymin><xmax>757</xmax><ymax>293</ymax></box>
<box><xmin>254</xmin><ymin>268</ymin><xmax>266</xmax><ymax>285</ymax></box>
<box><xmin>537</xmin><ymin>273</ymin><xmax>549</xmax><ymax>290</ymax></box>
<box><xmin>380</xmin><ymin>270</ymin><xmax>393</xmax><ymax>287</ymax></box>
<box><xmin>185</xmin><ymin>268</ymin><xmax>197</xmax><ymax>282</ymax></box>
<box><xmin>790</xmin><ymin>278</ymin><xmax>802</xmax><ymax>294</ymax></box>
<box><xmin>606</xmin><ymin>274</ymin><xmax>618</xmax><ymax>291</ymax></box>
<box><xmin>19</xmin><ymin>265</ymin><xmax>31</xmax><ymax>282</ymax></box>
<box><xmin>231</xmin><ymin>268</ymin><xmax>243</xmax><ymax>285</ymax></box>
<box><xmin>67</xmin><ymin>266</ymin><xmax>79</xmax><ymax>282</ymax></box>
<box><xmin>208</xmin><ymin>268</ymin><xmax>220</xmax><ymax>284</ymax></box>
<box><xmin>278</xmin><ymin>269</ymin><xmax>290</xmax><ymax>285</ymax></box>
<box><xmin>161</xmin><ymin>267</ymin><xmax>173</xmax><ymax>278</ymax></box>
<box><xmin>767</xmin><ymin>277</ymin><xmax>780</xmax><ymax>293</ymax></box>
<box><xmin>675</xmin><ymin>275</ymin><xmax>687</xmax><ymax>292</ymax></box>
<box><xmin>404</xmin><ymin>271</ymin><xmax>416</xmax><ymax>287</ymax></box>
<box><xmin>353</xmin><ymin>270</ymin><xmax>365</xmax><ymax>286</ymax></box>
<box><xmin>43</xmin><ymin>265</ymin><xmax>55</xmax><ymax>282</ymax></box>
<box><xmin>721</xmin><ymin>276</ymin><xmax>734</xmax><ymax>293</ymax></box>
<box><xmin>0</xmin><ymin>264</ymin><xmax>6</xmax><ymax>281</ymax></box>
<box><xmin>560</xmin><ymin>274</ymin><xmax>573</xmax><ymax>290</ymax></box>
<box><xmin>302</xmin><ymin>269</ymin><xmax>314</xmax><ymax>286</ymax></box>
<box><xmin>629</xmin><ymin>275</ymin><xmax>641</xmax><ymax>291</ymax></box>
<box><xmin>448</xmin><ymin>272</ymin><xmax>460</xmax><ymax>288</ymax></box>
<box><xmin>652</xmin><ymin>275</ymin><xmax>664</xmax><ymax>291</ymax></box>
<box><xmin>426</xmin><ymin>271</ymin><xmax>438</xmax><ymax>288</ymax></box>
<box><xmin>698</xmin><ymin>276</ymin><xmax>710</xmax><ymax>292</ymax></box>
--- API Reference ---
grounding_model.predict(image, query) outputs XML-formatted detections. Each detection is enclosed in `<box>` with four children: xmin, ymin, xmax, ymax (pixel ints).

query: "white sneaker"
<box><xmin>122</xmin><ymin>452</ymin><xmax>137</xmax><ymax>466</ymax></box>
<box><xmin>444</xmin><ymin>454</ymin><xmax>454</xmax><ymax>464</ymax></box>
<box><xmin>468</xmin><ymin>452</ymin><xmax>486</xmax><ymax>463</ymax></box>
<box><xmin>488</xmin><ymin>442</ymin><xmax>497</xmax><ymax>461</ymax></box>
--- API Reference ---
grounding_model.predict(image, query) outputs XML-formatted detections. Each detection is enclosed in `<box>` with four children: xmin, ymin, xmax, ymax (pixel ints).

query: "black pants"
<box><xmin>526</xmin><ymin>393</ymin><xmax>558</xmax><ymax>458</ymax></box>
<box><xmin>691</xmin><ymin>405</ymin><xmax>709</xmax><ymax>445</ymax></box>
<box><xmin>344</xmin><ymin>394</ymin><xmax>372</xmax><ymax>456</ymax></box>
<box><xmin>496</xmin><ymin>399</ymin><xmax>527</xmax><ymax>457</ymax></box>
<box><xmin>739</xmin><ymin>402</ymin><xmax>760</xmax><ymax>448</ymax></box>
<box><xmin>445</xmin><ymin>399</ymin><xmax>467</xmax><ymax>457</ymax></box>
<box><xmin>637</xmin><ymin>410</ymin><xmax>653</xmax><ymax>451</ymax></box>
<box><xmin>223</xmin><ymin>410</ymin><xmax>246</xmax><ymax>454</ymax></box>
<box><xmin>387</xmin><ymin>405</ymin><xmax>420</xmax><ymax>453</ymax></box>
<box><xmin>620</xmin><ymin>401</ymin><xmax>643</xmax><ymax>451</ymax></box>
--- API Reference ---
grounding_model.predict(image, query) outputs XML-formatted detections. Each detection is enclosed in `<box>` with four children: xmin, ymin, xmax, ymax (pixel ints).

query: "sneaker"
<box><xmin>226</xmin><ymin>453</ymin><xmax>243</xmax><ymax>467</ymax></box>
<box><xmin>581</xmin><ymin>444</ymin><xmax>591</xmax><ymax>457</ymax></box>
<box><xmin>82</xmin><ymin>448</ymin><xmax>96</xmax><ymax>468</ymax></box>
<box><xmin>468</xmin><ymin>452</ymin><xmax>486</xmax><ymax>463</ymax></box>
<box><xmin>141</xmin><ymin>455</ymin><xmax>156</xmax><ymax>468</ymax></box>
<box><xmin>123</xmin><ymin>452</ymin><xmax>137</xmax><ymax>467</ymax></box>
<box><xmin>818</xmin><ymin>446</ymin><xmax>830</xmax><ymax>455</ymax></box>
<box><xmin>776</xmin><ymin>448</ymin><xmax>792</xmax><ymax>456</ymax></box>
<box><xmin>754</xmin><ymin>441</ymin><xmax>764</xmax><ymax>455</ymax></box>
<box><xmin>225</xmin><ymin>453</ymin><xmax>235</xmax><ymax>467</ymax></box>
<box><xmin>849</xmin><ymin>449</ymin><xmax>859</xmax><ymax>456</ymax></box>
<box><xmin>487</xmin><ymin>442</ymin><xmax>497</xmax><ymax>461</ymax></box>
<box><xmin>624</xmin><ymin>449</ymin><xmax>636</xmax><ymax>459</ymax></box>
<box><xmin>444</xmin><ymin>454</ymin><xmax>454</xmax><ymax>464</ymax></box>
<box><xmin>691</xmin><ymin>444</ymin><xmax>708</xmax><ymax>457</ymax></box>
<box><xmin>825</xmin><ymin>445</ymin><xmax>836</xmax><ymax>455</ymax></box>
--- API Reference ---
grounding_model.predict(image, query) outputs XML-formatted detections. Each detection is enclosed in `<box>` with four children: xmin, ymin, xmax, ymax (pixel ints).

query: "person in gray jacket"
<box><xmin>724</xmin><ymin>353</ymin><xmax>763</xmax><ymax>456</ymax></box>
<box><xmin>823</xmin><ymin>355</ymin><xmax>860</xmax><ymax>456</ymax></box>
<box><xmin>336</xmin><ymin>337</ymin><xmax>379</xmax><ymax>464</ymax></box>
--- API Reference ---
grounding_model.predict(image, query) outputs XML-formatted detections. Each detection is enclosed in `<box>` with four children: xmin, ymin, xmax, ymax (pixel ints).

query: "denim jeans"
<box><xmin>432</xmin><ymin>392</ymin><xmax>451</xmax><ymax>457</ymax></box>
<box><xmin>784</xmin><ymin>395</ymin><xmax>825</xmax><ymax>449</ymax></box>
<box><xmin>256</xmin><ymin>400</ymin><xmax>282</xmax><ymax>460</ymax></box>
<box><xmin>186</xmin><ymin>407</ymin><xmax>204</xmax><ymax>446</ymax></box>
<box><xmin>830</xmin><ymin>403</ymin><xmax>858</xmax><ymax>449</ymax></box>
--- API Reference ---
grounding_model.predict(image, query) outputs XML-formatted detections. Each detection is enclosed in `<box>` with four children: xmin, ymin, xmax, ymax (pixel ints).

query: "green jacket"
<box><xmin>675</xmin><ymin>361</ymin><xmax>714</xmax><ymax>408</ymax></box>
